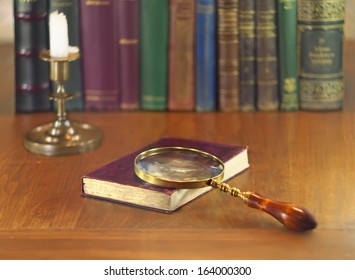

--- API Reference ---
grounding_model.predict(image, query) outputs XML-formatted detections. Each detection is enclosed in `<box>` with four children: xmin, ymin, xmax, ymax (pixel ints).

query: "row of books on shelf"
<box><xmin>14</xmin><ymin>0</ymin><xmax>345</xmax><ymax>113</ymax></box>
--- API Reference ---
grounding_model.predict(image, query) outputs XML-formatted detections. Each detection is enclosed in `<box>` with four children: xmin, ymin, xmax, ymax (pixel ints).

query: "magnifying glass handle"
<box><xmin>244</xmin><ymin>192</ymin><xmax>317</xmax><ymax>231</ymax></box>
<box><xmin>209</xmin><ymin>180</ymin><xmax>317</xmax><ymax>231</ymax></box>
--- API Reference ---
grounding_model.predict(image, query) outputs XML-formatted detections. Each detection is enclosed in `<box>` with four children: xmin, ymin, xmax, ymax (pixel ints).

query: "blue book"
<box><xmin>196</xmin><ymin>0</ymin><xmax>217</xmax><ymax>111</ymax></box>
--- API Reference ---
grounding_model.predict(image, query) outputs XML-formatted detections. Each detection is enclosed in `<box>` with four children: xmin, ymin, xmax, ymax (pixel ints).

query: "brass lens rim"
<box><xmin>134</xmin><ymin>146</ymin><xmax>225</xmax><ymax>189</ymax></box>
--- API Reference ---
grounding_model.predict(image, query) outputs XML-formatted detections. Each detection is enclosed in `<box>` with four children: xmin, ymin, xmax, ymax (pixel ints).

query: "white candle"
<box><xmin>49</xmin><ymin>11</ymin><xmax>69</xmax><ymax>58</ymax></box>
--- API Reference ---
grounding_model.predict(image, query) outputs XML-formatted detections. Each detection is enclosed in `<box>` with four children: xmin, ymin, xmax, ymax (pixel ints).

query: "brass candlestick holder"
<box><xmin>24</xmin><ymin>50</ymin><xmax>103</xmax><ymax>156</ymax></box>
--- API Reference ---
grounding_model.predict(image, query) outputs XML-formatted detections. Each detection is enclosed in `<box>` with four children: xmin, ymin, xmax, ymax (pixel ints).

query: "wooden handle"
<box><xmin>209</xmin><ymin>180</ymin><xmax>317</xmax><ymax>231</ymax></box>
<box><xmin>246</xmin><ymin>192</ymin><xmax>317</xmax><ymax>231</ymax></box>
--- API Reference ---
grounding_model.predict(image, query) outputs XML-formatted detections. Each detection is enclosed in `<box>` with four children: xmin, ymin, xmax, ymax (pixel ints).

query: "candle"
<box><xmin>49</xmin><ymin>11</ymin><xmax>69</xmax><ymax>58</ymax></box>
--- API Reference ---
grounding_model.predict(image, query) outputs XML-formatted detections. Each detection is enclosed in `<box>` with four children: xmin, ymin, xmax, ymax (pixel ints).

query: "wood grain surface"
<box><xmin>0</xmin><ymin>43</ymin><xmax>355</xmax><ymax>259</ymax></box>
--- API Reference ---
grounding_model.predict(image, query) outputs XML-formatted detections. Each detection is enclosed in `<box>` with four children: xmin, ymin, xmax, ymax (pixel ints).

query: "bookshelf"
<box><xmin>3</xmin><ymin>0</ymin><xmax>354</xmax><ymax>113</ymax></box>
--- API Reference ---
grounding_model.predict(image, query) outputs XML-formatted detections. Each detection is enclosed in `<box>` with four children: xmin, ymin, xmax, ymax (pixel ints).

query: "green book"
<box><xmin>278</xmin><ymin>0</ymin><xmax>298</xmax><ymax>111</ymax></box>
<box><xmin>140</xmin><ymin>0</ymin><xmax>169</xmax><ymax>110</ymax></box>
<box><xmin>298</xmin><ymin>0</ymin><xmax>345</xmax><ymax>110</ymax></box>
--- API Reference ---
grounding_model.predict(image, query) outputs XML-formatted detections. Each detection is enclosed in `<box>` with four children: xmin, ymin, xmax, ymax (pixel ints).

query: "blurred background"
<box><xmin>0</xmin><ymin>0</ymin><xmax>354</xmax><ymax>43</ymax></box>
<box><xmin>0</xmin><ymin>1</ymin><xmax>354</xmax><ymax>115</ymax></box>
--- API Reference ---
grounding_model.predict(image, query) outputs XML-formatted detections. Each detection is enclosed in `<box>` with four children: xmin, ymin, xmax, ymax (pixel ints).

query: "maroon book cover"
<box><xmin>117</xmin><ymin>0</ymin><xmax>139</xmax><ymax>110</ymax></box>
<box><xmin>82</xmin><ymin>137</ymin><xmax>249</xmax><ymax>212</ymax></box>
<box><xmin>80</xmin><ymin>0</ymin><xmax>119</xmax><ymax>111</ymax></box>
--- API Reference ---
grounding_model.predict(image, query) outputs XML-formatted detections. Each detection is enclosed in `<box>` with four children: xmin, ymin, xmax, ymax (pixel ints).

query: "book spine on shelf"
<box><xmin>14</xmin><ymin>0</ymin><xmax>51</xmax><ymax>113</ymax></box>
<box><xmin>217</xmin><ymin>0</ymin><xmax>239</xmax><ymax>111</ymax></box>
<box><xmin>239</xmin><ymin>0</ymin><xmax>256</xmax><ymax>111</ymax></box>
<box><xmin>298</xmin><ymin>0</ymin><xmax>345</xmax><ymax>111</ymax></box>
<box><xmin>256</xmin><ymin>0</ymin><xmax>279</xmax><ymax>111</ymax></box>
<box><xmin>80</xmin><ymin>0</ymin><xmax>119</xmax><ymax>111</ymax></box>
<box><xmin>168</xmin><ymin>0</ymin><xmax>196</xmax><ymax>111</ymax></box>
<box><xmin>196</xmin><ymin>0</ymin><xmax>217</xmax><ymax>112</ymax></box>
<box><xmin>117</xmin><ymin>0</ymin><xmax>139</xmax><ymax>110</ymax></box>
<box><xmin>278</xmin><ymin>0</ymin><xmax>299</xmax><ymax>111</ymax></box>
<box><xmin>140</xmin><ymin>0</ymin><xmax>169</xmax><ymax>110</ymax></box>
<box><xmin>49</xmin><ymin>0</ymin><xmax>83</xmax><ymax>111</ymax></box>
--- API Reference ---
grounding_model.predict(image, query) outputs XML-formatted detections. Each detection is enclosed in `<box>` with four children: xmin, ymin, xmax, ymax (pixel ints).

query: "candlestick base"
<box><xmin>24</xmin><ymin>121</ymin><xmax>103</xmax><ymax>156</ymax></box>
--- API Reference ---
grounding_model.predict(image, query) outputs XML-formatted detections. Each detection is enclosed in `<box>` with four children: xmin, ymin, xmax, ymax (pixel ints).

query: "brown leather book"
<box><xmin>239</xmin><ymin>0</ymin><xmax>256</xmax><ymax>111</ymax></box>
<box><xmin>255</xmin><ymin>0</ymin><xmax>279</xmax><ymax>111</ymax></box>
<box><xmin>217</xmin><ymin>0</ymin><xmax>239</xmax><ymax>111</ymax></box>
<box><xmin>168</xmin><ymin>0</ymin><xmax>195</xmax><ymax>111</ymax></box>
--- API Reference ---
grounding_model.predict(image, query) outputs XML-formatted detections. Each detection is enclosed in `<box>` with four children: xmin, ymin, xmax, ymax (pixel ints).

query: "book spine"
<box><xmin>298</xmin><ymin>0</ymin><xmax>345</xmax><ymax>111</ymax></box>
<box><xmin>278</xmin><ymin>0</ymin><xmax>299</xmax><ymax>111</ymax></box>
<box><xmin>140</xmin><ymin>0</ymin><xmax>169</xmax><ymax>111</ymax></box>
<box><xmin>14</xmin><ymin>0</ymin><xmax>51</xmax><ymax>113</ymax></box>
<box><xmin>168</xmin><ymin>0</ymin><xmax>196</xmax><ymax>111</ymax></box>
<box><xmin>239</xmin><ymin>0</ymin><xmax>256</xmax><ymax>111</ymax></box>
<box><xmin>217</xmin><ymin>0</ymin><xmax>239</xmax><ymax>111</ymax></box>
<box><xmin>49</xmin><ymin>0</ymin><xmax>83</xmax><ymax>111</ymax></box>
<box><xmin>196</xmin><ymin>0</ymin><xmax>217</xmax><ymax>112</ymax></box>
<box><xmin>117</xmin><ymin>0</ymin><xmax>139</xmax><ymax>110</ymax></box>
<box><xmin>80</xmin><ymin>0</ymin><xmax>119</xmax><ymax>111</ymax></box>
<box><xmin>256</xmin><ymin>0</ymin><xmax>279</xmax><ymax>111</ymax></box>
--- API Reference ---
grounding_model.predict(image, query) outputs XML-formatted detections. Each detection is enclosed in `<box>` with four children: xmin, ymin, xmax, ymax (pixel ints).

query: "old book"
<box><xmin>117</xmin><ymin>0</ymin><xmax>139</xmax><ymax>110</ymax></box>
<box><xmin>50</xmin><ymin>0</ymin><xmax>83</xmax><ymax>111</ymax></box>
<box><xmin>196</xmin><ymin>0</ymin><xmax>217</xmax><ymax>112</ymax></box>
<box><xmin>80</xmin><ymin>0</ymin><xmax>119</xmax><ymax>111</ymax></box>
<box><xmin>82</xmin><ymin>137</ymin><xmax>249</xmax><ymax>213</ymax></box>
<box><xmin>278</xmin><ymin>0</ymin><xmax>299</xmax><ymax>111</ymax></box>
<box><xmin>140</xmin><ymin>0</ymin><xmax>169</xmax><ymax>110</ymax></box>
<box><xmin>168</xmin><ymin>0</ymin><xmax>196</xmax><ymax>111</ymax></box>
<box><xmin>256</xmin><ymin>0</ymin><xmax>279</xmax><ymax>111</ymax></box>
<box><xmin>217</xmin><ymin>0</ymin><xmax>239</xmax><ymax>111</ymax></box>
<box><xmin>14</xmin><ymin>0</ymin><xmax>51</xmax><ymax>112</ymax></box>
<box><xmin>239</xmin><ymin>0</ymin><xmax>256</xmax><ymax>111</ymax></box>
<box><xmin>298</xmin><ymin>0</ymin><xmax>345</xmax><ymax>110</ymax></box>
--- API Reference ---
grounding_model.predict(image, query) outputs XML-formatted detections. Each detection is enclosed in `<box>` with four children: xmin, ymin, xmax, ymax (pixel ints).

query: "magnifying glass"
<box><xmin>134</xmin><ymin>147</ymin><xmax>317</xmax><ymax>231</ymax></box>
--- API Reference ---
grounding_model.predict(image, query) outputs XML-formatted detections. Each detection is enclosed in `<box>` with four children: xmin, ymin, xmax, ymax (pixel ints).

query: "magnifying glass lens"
<box><xmin>135</xmin><ymin>148</ymin><xmax>224</xmax><ymax>182</ymax></box>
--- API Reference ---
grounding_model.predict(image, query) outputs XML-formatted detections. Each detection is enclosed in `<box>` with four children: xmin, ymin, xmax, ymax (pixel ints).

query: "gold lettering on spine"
<box><xmin>119</xmin><ymin>39</ymin><xmax>138</xmax><ymax>45</ymax></box>
<box><xmin>300</xmin><ymin>80</ymin><xmax>343</xmax><ymax>102</ymax></box>
<box><xmin>298</xmin><ymin>0</ymin><xmax>345</xmax><ymax>22</ymax></box>
<box><xmin>19</xmin><ymin>0</ymin><xmax>38</xmax><ymax>3</ymax></box>
<box><xmin>240</xmin><ymin>10</ymin><xmax>255</xmax><ymax>39</ymax></box>
<box><xmin>256</xmin><ymin>10</ymin><xmax>277</xmax><ymax>38</ymax></box>
<box><xmin>85</xmin><ymin>0</ymin><xmax>111</xmax><ymax>6</ymax></box>
<box><xmin>52</xmin><ymin>1</ymin><xmax>72</xmax><ymax>8</ymax></box>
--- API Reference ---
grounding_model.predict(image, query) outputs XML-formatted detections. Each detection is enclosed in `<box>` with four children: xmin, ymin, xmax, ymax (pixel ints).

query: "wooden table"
<box><xmin>0</xmin><ymin>43</ymin><xmax>355</xmax><ymax>260</ymax></box>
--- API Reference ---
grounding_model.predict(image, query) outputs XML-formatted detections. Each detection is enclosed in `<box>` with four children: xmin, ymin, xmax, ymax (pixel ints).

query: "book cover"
<box><xmin>196</xmin><ymin>0</ymin><xmax>217</xmax><ymax>112</ymax></box>
<box><xmin>14</xmin><ymin>0</ymin><xmax>51</xmax><ymax>113</ymax></box>
<box><xmin>168</xmin><ymin>0</ymin><xmax>196</xmax><ymax>111</ymax></box>
<box><xmin>278</xmin><ymin>0</ymin><xmax>299</xmax><ymax>111</ymax></box>
<box><xmin>256</xmin><ymin>0</ymin><xmax>279</xmax><ymax>111</ymax></box>
<box><xmin>239</xmin><ymin>0</ymin><xmax>256</xmax><ymax>112</ymax></box>
<box><xmin>117</xmin><ymin>0</ymin><xmax>139</xmax><ymax>110</ymax></box>
<box><xmin>140</xmin><ymin>0</ymin><xmax>169</xmax><ymax>110</ymax></box>
<box><xmin>82</xmin><ymin>137</ymin><xmax>249</xmax><ymax>213</ymax></box>
<box><xmin>80</xmin><ymin>0</ymin><xmax>119</xmax><ymax>111</ymax></box>
<box><xmin>298</xmin><ymin>0</ymin><xmax>345</xmax><ymax>111</ymax></box>
<box><xmin>217</xmin><ymin>0</ymin><xmax>239</xmax><ymax>111</ymax></box>
<box><xmin>50</xmin><ymin>0</ymin><xmax>83</xmax><ymax>111</ymax></box>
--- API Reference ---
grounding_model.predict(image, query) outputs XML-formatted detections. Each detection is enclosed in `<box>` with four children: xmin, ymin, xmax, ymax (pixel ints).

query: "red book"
<box><xmin>80</xmin><ymin>0</ymin><xmax>119</xmax><ymax>111</ymax></box>
<box><xmin>82</xmin><ymin>137</ymin><xmax>249</xmax><ymax>212</ymax></box>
